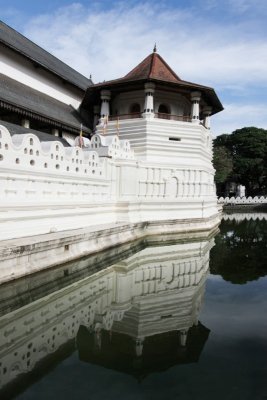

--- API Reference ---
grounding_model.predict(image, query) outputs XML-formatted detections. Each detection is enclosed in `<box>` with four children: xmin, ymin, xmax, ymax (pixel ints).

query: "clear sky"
<box><xmin>1</xmin><ymin>0</ymin><xmax>267</xmax><ymax>136</ymax></box>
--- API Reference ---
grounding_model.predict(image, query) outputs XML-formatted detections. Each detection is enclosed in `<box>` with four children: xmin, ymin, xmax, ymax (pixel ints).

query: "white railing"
<box><xmin>218</xmin><ymin>196</ymin><xmax>267</xmax><ymax>205</ymax></box>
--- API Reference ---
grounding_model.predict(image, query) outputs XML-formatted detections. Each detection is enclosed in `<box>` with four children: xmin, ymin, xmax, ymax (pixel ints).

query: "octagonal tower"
<box><xmin>81</xmin><ymin>47</ymin><xmax>223</xmax><ymax>166</ymax></box>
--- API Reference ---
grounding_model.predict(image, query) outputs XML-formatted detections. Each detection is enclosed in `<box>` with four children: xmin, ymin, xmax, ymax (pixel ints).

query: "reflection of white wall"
<box><xmin>223</xmin><ymin>213</ymin><xmax>267</xmax><ymax>221</ymax></box>
<box><xmin>0</xmin><ymin>236</ymin><xmax>213</xmax><ymax>389</ymax></box>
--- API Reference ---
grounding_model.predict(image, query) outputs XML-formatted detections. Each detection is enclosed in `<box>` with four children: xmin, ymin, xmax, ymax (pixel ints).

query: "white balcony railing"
<box><xmin>108</xmin><ymin>113</ymin><xmax>192</xmax><ymax>122</ymax></box>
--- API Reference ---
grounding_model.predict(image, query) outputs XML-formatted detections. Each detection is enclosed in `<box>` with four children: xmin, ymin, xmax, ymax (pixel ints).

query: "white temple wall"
<box><xmin>103</xmin><ymin>118</ymin><xmax>213</xmax><ymax>166</ymax></box>
<box><xmin>0</xmin><ymin>45</ymin><xmax>83</xmax><ymax>108</ymax></box>
<box><xmin>0</xmin><ymin>124</ymin><xmax>218</xmax><ymax>241</ymax></box>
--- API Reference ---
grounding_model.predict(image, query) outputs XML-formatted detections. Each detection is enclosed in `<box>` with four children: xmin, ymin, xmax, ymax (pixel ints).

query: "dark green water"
<box><xmin>0</xmin><ymin>215</ymin><xmax>267</xmax><ymax>400</ymax></box>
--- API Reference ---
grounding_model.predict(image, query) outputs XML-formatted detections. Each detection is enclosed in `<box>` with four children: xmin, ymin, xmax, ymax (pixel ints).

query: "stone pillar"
<box><xmin>93</xmin><ymin>105</ymin><xmax>100</xmax><ymax>129</ymax></box>
<box><xmin>143</xmin><ymin>82</ymin><xmax>155</xmax><ymax>119</ymax></box>
<box><xmin>190</xmin><ymin>91</ymin><xmax>201</xmax><ymax>123</ymax></box>
<box><xmin>51</xmin><ymin>128</ymin><xmax>59</xmax><ymax>137</ymax></box>
<box><xmin>100</xmin><ymin>90</ymin><xmax>111</xmax><ymax>118</ymax></box>
<box><xmin>203</xmin><ymin>106</ymin><xmax>212</xmax><ymax>129</ymax></box>
<box><xmin>21</xmin><ymin>118</ymin><xmax>30</xmax><ymax>128</ymax></box>
<box><xmin>179</xmin><ymin>329</ymin><xmax>188</xmax><ymax>347</ymax></box>
<box><xmin>135</xmin><ymin>338</ymin><xmax>144</xmax><ymax>357</ymax></box>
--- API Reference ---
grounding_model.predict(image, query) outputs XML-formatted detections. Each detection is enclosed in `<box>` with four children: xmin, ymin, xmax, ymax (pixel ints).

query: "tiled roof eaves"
<box><xmin>0</xmin><ymin>75</ymin><xmax>91</xmax><ymax>132</ymax></box>
<box><xmin>148</xmin><ymin>52</ymin><xmax>154</xmax><ymax>78</ymax></box>
<box><xmin>89</xmin><ymin>76</ymin><xmax>213</xmax><ymax>91</ymax></box>
<box><xmin>86</xmin><ymin>76</ymin><xmax>223</xmax><ymax>113</ymax></box>
<box><xmin>0</xmin><ymin>99</ymin><xmax>90</xmax><ymax>133</ymax></box>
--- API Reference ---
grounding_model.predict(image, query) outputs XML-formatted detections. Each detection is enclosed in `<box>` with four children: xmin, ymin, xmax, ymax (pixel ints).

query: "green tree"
<box><xmin>213</xmin><ymin>127</ymin><xmax>267</xmax><ymax>195</ymax></box>
<box><xmin>230</xmin><ymin>127</ymin><xmax>267</xmax><ymax>194</ymax></box>
<box><xmin>210</xmin><ymin>218</ymin><xmax>267</xmax><ymax>284</ymax></box>
<box><xmin>213</xmin><ymin>145</ymin><xmax>233</xmax><ymax>184</ymax></box>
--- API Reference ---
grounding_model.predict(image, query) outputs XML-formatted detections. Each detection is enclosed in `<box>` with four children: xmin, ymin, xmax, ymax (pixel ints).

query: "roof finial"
<box><xmin>153</xmin><ymin>43</ymin><xmax>157</xmax><ymax>53</ymax></box>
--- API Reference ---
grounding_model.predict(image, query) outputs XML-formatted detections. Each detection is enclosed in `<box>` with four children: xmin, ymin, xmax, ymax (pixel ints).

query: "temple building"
<box><xmin>84</xmin><ymin>44</ymin><xmax>222</xmax><ymax>132</ymax></box>
<box><xmin>0</xmin><ymin>20</ymin><xmax>223</xmax><ymax>267</ymax></box>
<box><xmin>1</xmin><ymin>21</ymin><xmax>223</xmax><ymax>149</ymax></box>
<box><xmin>0</xmin><ymin>21</ymin><xmax>92</xmax><ymax>145</ymax></box>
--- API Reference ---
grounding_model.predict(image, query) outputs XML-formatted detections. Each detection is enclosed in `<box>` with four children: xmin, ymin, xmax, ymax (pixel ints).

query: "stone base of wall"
<box><xmin>0</xmin><ymin>214</ymin><xmax>220</xmax><ymax>284</ymax></box>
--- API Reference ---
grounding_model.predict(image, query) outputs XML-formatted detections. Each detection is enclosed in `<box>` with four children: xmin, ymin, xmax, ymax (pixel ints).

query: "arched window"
<box><xmin>158</xmin><ymin>104</ymin><xmax>170</xmax><ymax>114</ymax></box>
<box><xmin>129</xmin><ymin>103</ymin><xmax>141</xmax><ymax>115</ymax></box>
<box><xmin>158</xmin><ymin>104</ymin><xmax>170</xmax><ymax>119</ymax></box>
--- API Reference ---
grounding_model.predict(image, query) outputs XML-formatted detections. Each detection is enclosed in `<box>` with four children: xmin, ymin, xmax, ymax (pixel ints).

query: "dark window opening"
<box><xmin>130</xmin><ymin>103</ymin><xmax>141</xmax><ymax>114</ymax></box>
<box><xmin>158</xmin><ymin>104</ymin><xmax>170</xmax><ymax>114</ymax></box>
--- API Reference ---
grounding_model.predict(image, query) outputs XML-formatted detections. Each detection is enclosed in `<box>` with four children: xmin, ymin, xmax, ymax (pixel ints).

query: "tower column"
<box><xmin>203</xmin><ymin>106</ymin><xmax>212</xmax><ymax>129</ymax></box>
<box><xmin>93</xmin><ymin>105</ymin><xmax>100</xmax><ymax>130</ymax></box>
<box><xmin>100</xmin><ymin>90</ymin><xmax>111</xmax><ymax>118</ymax></box>
<box><xmin>135</xmin><ymin>338</ymin><xmax>144</xmax><ymax>357</ymax></box>
<box><xmin>143</xmin><ymin>82</ymin><xmax>155</xmax><ymax>119</ymax></box>
<box><xmin>21</xmin><ymin>118</ymin><xmax>30</xmax><ymax>128</ymax></box>
<box><xmin>51</xmin><ymin>128</ymin><xmax>59</xmax><ymax>137</ymax></box>
<box><xmin>179</xmin><ymin>329</ymin><xmax>188</xmax><ymax>347</ymax></box>
<box><xmin>191</xmin><ymin>91</ymin><xmax>201</xmax><ymax>123</ymax></box>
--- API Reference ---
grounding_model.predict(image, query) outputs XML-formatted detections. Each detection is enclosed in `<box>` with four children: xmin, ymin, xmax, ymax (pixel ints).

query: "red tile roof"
<box><xmin>82</xmin><ymin>50</ymin><xmax>224</xmax><ymax>115</ymax></box>
<box><xmin>124</xmin><ymin>51</ymin><xmax>181</xmax><ymax>83</ymax></box>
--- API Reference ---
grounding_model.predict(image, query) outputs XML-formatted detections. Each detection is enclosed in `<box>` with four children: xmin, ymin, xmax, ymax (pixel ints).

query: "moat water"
<box><xmin>0</xmin><ymin>214</ymin><xmax>267</xmax><ymax>400</ymax></box>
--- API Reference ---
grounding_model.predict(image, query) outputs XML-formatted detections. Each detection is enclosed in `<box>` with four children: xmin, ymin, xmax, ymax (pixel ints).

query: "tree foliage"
<box><xmin>210</xmin><ymin>218</ymin><xmax>267</xmax><ymax>284</ymax></box>
<box><xmin>213</xmin><ymin>146</ymin><xmax>233</xmax><ymax>184</ymax></box>
<box><xmin>213</xmin><ymin>127</ymin><xmax>267</xmax><ymax>195</ymax></box>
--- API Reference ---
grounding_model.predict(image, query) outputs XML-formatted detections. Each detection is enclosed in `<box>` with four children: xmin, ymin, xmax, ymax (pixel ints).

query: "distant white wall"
<box><xmin>0</xmin><ymin>44</ymin><xmax>84</xmax><ymax>108</ymax></box>
<box><xmin>218</xmin><ymin>196</ymin><xmax>267</xmax><ymax>205</ymax></box>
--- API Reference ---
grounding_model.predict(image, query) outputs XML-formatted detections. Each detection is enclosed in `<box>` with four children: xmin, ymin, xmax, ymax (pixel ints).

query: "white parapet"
<box><xmin>90</xmin><ymin>133</ymin><xmax>134</xmax><ymax>159</ymax></box>
<box><xmin>0</xmin><ymin>124</ymin><xmax>219</xmax><ymax>242</ymax></box>
<box><xmin>218</xmin><ymin>196</ymin><xmax>267</xmax><ymax>205</ymax></box>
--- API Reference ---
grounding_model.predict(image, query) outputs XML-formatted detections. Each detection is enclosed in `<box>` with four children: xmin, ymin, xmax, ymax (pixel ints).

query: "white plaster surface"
<box><xmin>0</xmin><ymin>45</ymin><xmax>83</xmax><ymax>108</ymax></box>
<box><xmin>0</xmin><ymin>114</ymin><xmax>220</xmax><ymax>283</ymax></box>
<box><xmin>0</xmin><ymin>124</ymin><xmax>218</xmax><ymax>242</ymax></box>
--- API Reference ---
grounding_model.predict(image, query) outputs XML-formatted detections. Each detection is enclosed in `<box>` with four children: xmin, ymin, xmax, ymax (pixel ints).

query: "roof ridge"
<box><xmin>148</xmin><ymin>52</ymin><xmax>156</xmax><ymax>79</ymax></box>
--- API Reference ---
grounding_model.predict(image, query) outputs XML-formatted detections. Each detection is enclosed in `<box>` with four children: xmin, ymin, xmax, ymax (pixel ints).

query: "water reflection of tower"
<box><xmin>77</xmin><ymin>237</ymin><xmax>214</xmax><ymax>377</ymax></box>
<box><xmin>0</xmin><ymin>234</ymin><xmax>214</xmax><ymax>393</ymax></box>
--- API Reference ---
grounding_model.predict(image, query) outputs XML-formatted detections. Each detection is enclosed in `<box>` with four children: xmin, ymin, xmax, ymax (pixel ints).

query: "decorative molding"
<box><xmin>218</xmin><ymin>196</ymin><xmax>267</xmax><ymax>205</ymax></box>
